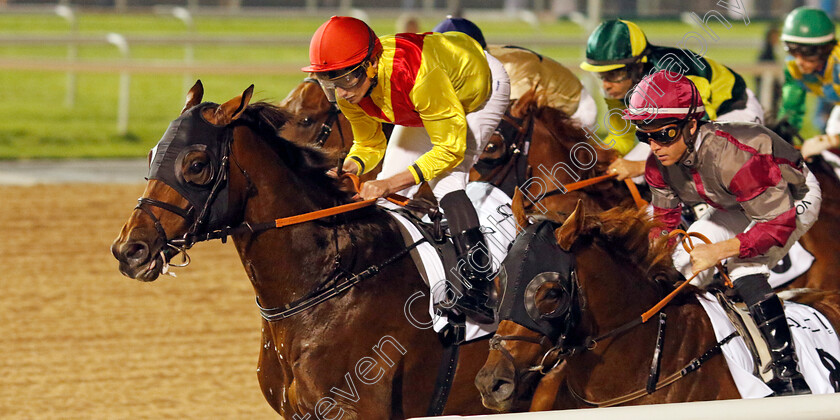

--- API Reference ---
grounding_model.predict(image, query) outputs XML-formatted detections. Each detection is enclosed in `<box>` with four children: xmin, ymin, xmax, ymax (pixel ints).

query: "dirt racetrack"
<box><xmin>1</xmin><ymin>184</ymin><xmax>279</xmax><ymax>419</ymax></box>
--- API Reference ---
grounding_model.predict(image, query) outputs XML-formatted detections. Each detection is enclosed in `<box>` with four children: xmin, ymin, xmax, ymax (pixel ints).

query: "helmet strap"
<box><xmin>681</xmin><ymin>85</ymin><xmax>701</xmax><ymax>151</ymax></box>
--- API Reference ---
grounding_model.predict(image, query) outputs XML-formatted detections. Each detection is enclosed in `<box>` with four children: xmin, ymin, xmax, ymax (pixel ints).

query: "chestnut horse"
<box><xmin>278</xmin><ymin>77</ymin><xmax>383</xmax><ymax>181</ymax></box>
<box><xmin>475</xmin><ymin>197</ymin><xmax>840</xmax><ymax>411</ymax></box>
<box><xmin>111</xmin><ymin>82</ymin><xmax>495</xmax><ymax>419</ymax></box>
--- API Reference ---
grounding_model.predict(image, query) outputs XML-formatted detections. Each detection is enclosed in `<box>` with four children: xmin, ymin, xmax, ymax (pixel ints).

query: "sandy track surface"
<box><xmin>0</xmin><ymin>184</ymin><xmax>279</xmax><ymax>419</ymax></box>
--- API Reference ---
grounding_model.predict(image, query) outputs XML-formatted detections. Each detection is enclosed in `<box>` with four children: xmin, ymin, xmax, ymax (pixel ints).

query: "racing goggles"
<box><xmin>635</xmin><ymin>123</ymin><xmax>684</xmax><ymax>146</ymax></box>
<box><xmin>314</xmin><ymin>63</ymin><xmax>368</xmax><ymax>90</ymax></box>
<box><xmin>596</xmin><ymin>68</ymin><xmax>631</xmax><ymax>83</ymax></box>
<box><xmin>784</xmin><ymin>42</ymin><xmax>832</xmax><ymax>58</ymax></box>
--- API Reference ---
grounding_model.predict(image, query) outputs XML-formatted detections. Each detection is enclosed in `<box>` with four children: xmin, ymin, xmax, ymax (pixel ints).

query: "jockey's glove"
<box><xmin>801</xmin><ymin>134</ymin><xmax>840</xmax><ymax>159</ymax></box>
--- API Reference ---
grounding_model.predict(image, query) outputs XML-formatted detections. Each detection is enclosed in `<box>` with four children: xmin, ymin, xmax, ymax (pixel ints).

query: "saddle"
<box><xmin>384</xmin><ymin>182</ymin><xmax>516</xmax><ymax>342</ymax></box>
<box><xmin>389</xmin><ymin>201</ymin><xmax>472</xmax><ymax>340</ymax></box>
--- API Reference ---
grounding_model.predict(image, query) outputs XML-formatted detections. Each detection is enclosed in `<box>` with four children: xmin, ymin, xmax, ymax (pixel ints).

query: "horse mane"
<box><xmin>514</xmin><ymin>91</ymin><xmax>616</xmax><ymax>168</ymax></box>
<box><xmin>535</xmin><ymin>106</ymin><xmax>589</xmax><ymax>148</ymax></box>
<box><xmin>584</xmin><ymin>207</ymin><xmax>675</xmax><ymax>278</ymax></box>
<box><xmin>240</xmin><ymin>101</ymin><xmax>352</xmax><ymax>206</ymax></box>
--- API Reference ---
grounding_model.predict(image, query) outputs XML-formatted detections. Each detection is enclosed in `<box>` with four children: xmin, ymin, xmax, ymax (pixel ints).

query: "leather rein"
<box><xmin>479</xmin><ymin>113</ymin><xmax>648</xmax><ymax>210</ymax></box>
<box><xmin>134</xmin><ymin>112</ymin><xmax>414</xmax><ymax>319</ymax></box>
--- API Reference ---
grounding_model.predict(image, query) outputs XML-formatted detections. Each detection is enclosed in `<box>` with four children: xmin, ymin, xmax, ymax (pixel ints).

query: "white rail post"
<box><xmin>759</xmin><ymin>69</ymin><xmax>775</xmax><ymax>116</ymax></box>
<box><xmin>172</xmin><ymin>7</ymin><xmax>194</xmax><ymax>94</ymax></box>
<box><xmin>305</xmin><ymin>0</ymin><xmax>317</xmax><ymax>13</ymax></box>
<box><xmin>339</xmin><ymin>0</ymin><xmax>352</xmax><ymax>13</ymax></box>
<box><xmin>106</xmin><ymin>33</ymin><xmax>130</xmax><ymax>136</ymax></box>
<box><xmin>55</xmin><ymin>5</ymin><xmax>77</xmax><ymax>108</ymax></box>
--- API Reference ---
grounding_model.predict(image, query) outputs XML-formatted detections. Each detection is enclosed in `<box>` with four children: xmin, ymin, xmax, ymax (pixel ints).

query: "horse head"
<box><xmin>476</xmin><ymin>195</ymin><xmax>679</xmax><ymax>411</ymax></box>
<box><xmin>112</xmin><ymin>80</ymin><xmax>345</xmax><ymax>282</ymax></box>
<box><xmin>473</xmin><ymin>87</ymin><xmax>624</xmax><ymax>214</ymax></box>
<box><xmin>278</xmin><ymin>77</ymin><xmax>347</xmax><ymax>150</ymax></box>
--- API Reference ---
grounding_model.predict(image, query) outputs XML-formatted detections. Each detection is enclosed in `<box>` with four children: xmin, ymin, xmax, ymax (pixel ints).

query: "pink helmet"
<box><xmin>622</xmin><ymin>70</ymin><xmax>705</xmax><ymax>122</ymax></box>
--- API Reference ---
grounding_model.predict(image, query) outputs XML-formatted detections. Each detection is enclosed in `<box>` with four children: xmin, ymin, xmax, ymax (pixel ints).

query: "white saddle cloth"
<box><xmin>388</xmin><ymin>182</ymin><xmax>517</xmax><ymax>342</ymax></box>
<box><xmin>767</xmin><ymin>241</ymin><xmax>815</xmax><ymax>289</ymax></box>
<box><xmin>698</xmin><ymin>292</ymin><xmax>840</xmax><ymax>398</ymax></box>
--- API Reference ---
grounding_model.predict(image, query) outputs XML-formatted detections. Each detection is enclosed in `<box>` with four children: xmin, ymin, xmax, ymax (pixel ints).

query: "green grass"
<box><xmin>0</xmin><ymin>13</ymin><xmax>819</xmax><ymax>159</ymax></box>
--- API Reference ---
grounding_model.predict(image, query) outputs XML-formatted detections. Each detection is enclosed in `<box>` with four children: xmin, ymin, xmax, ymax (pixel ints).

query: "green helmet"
<box><xmin>781</xmin><ymin>7</ymin><xmax>836</xmax><ymax>45</ymax></box>
<box><xmin>580</xmin><ymin>19</ymin><xmax>649</xmax><ymax>72</ymax></box>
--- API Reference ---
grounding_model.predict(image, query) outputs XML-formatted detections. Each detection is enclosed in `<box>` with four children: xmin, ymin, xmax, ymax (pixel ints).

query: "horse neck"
<box><xmin>228</xmin><ymin>126</ymin><xmax>355</xmax><ymax>308</ymax></box>
<box><xmin>573</xmin><ymin>242</ymin><xmax>662</xmax><ymax>332</ymax></box>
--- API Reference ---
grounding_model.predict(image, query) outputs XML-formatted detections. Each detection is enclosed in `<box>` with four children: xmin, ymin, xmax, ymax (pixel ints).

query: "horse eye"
<box><xmin>182</xmin><ymin>154</ymin><xmax>213</xmax><ymax>186</ymax></box>
<box><xmin>485</xmin><ymin>143</ymin><xmax>497</xmax><ymax>153</ymax></box>
<box><xmin>301</xmin><ymin>117</ymin><xmax>314</xmax><ymax>127</ymax></box>
<box><xmin>189</xmin><ymin>161</ymin><xmax>206</xmax><ymax>173</ymax></box>
<box><xmin>535</xmin><ymin>282</ymin><xmax>567</xmax><ymax>318</ymax></box>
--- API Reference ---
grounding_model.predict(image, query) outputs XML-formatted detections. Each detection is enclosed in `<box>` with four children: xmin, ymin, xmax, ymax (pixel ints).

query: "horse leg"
<box><xmin>257</xmin><ymin>319</ymin><xmax>289</xmax><ymax>415</ymax></box>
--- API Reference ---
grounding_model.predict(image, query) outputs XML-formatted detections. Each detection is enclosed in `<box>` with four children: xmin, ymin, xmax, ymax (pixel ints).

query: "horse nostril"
<box><xmin>491</xmin><ymin>378</ymin><xmax>515</xmax><ymax>401</ymax></box>
<box><xmin>122</xmin><ymin>241</ymin><xmax>149</xmax><ymax>265</ymax></box>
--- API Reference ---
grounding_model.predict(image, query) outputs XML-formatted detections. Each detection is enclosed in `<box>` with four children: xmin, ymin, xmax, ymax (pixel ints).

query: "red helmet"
<box><xmin>302</xmin><ymin>16</ymin><xmax>383</xmax><ymax>73</ymax></box>
<box><xmin>622</xmin><ymin>70</ymin><xmax>705</xmax><ymax>122</ymax></box>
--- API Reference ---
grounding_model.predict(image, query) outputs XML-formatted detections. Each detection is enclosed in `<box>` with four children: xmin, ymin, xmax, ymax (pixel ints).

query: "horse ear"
<box><xmin>555</xmin><ymin>200</ymin><xmax>585</xmax><ymax>251</ymax></box>
<box><xmin>181</xmin><ymin>80</ymin><xmax>204</xmax><ymax>115</ymax></box>
<box><xmin>512</xmin><ymin>188</ymin><xmax>529</xmax><ymax>231</ymax></box>
<box><xmin>212</xmin><ymin>84</ymin><xmax>254</xmax><ymax>125</ymax></box>
<box><xmin>510</xmin><ymin>87</ymin><xmax>538</xmax><ymax>119</ymax></box>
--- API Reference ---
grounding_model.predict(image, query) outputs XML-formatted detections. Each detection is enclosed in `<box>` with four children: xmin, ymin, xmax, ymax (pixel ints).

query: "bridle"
<box><xmin>134</xmin><ymin>103</ymin><xmax>418</xmax><ymax>322</ymax></box>
<box><xmin>303</xmin><ymin>77</ymin><xmax>347</xmax><ymax>150</ymax></box>
<box><xmin>474</xmin><ymin>112</ymin><xmax>534</xmax><ymax>194</ymax></box>
<box><xmin>489</xmin><ymin>228</ymin><xmax>736</xmax><ymax>406</ymax></box>
<box><xmin>134</xmin><ymin>113</ymin><xmax>236</xmax><ymax>273</ymax></box>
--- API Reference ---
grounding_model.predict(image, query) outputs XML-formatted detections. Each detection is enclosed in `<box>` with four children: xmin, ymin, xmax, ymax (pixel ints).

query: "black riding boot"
<box><xmin>440</xmin><ymin>190</ymin><xmax>495</xmax><ymax>324</ymax></box>
<box><xmin>737</xmin><ymin>274</ymin><xmax>811</xmax><ymax>395</ymax></box>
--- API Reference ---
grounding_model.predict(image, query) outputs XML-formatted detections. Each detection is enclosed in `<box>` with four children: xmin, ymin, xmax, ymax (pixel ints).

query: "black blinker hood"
<box><xmin>497</xmin><ymin>219</ymin><xmax>577</xmax><ymax>341</ymax></box>
<box><xmin>147</xmin><ymin>102</ymin><xmax>232</xmax><ymax>231</ymax></box>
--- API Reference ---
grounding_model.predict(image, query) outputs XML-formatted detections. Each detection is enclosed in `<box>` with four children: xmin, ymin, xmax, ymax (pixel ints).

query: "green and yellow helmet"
<box><xmin>781</xmin><ymin>7</ymin><xmax>836</xmax><ymax>45</ymax></box>
<box><xmin>580</xmin><ymin>19</ymin><xmax>649</xmax><ymax>73</ymax></box>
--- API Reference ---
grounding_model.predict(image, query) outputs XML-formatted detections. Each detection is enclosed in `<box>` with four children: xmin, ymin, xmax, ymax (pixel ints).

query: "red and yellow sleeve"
<box><xmin>339</xmin><ymin>100</ymin><xmax>388</xmax><ymax>175</ymax></box>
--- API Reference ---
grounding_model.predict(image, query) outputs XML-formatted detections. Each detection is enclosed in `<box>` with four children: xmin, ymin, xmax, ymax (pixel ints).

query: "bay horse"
<box><xmin>278</xmin><ymin>77</ymin><xmax>383</xmax><ymax>181</ymax></box>
<box><xmin>111</xmin><ymin>81</ymin><xmax>496</xmax><ymax>419</ymax></box>
<box><xmin>475</xmin><ymin>196</ymin><xmax>840</xmax><ymax>411</ymax></box>
<box><xmin>784</xmin><ymin>153</ymin><xmax>840</xmax><ymax>291</ymax></box>
<box><xmin>471</xmin><ymin>88</ymin><xmax>638</xmax><ymax>217</ymax></box>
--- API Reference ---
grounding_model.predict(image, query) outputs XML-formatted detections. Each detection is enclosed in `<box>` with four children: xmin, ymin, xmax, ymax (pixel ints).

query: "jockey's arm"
<box><xmin>778</xmin><ymin>67</ymin><xmax>807</xmax><ymax>132</ymax></box>
<box><xmin>608</xmin><ymin>141</ymin><xmax>650</xmax><ymax>181</ymax></box>
<box><xmin>644</xmin><ymin>154</ymin><xmax>682</xmax><ymax>239</ymax></box>
<box><xmin>604</xmin><ymin>98</ymin><xmax>637</xmax><ymax>156</ymax></box>
<box><xmin>694</xmin><ymin>139</ymin><xmax>802</xmax><ymax>273</ymax></box>
<box><xmin>801</xmin><ymin>133</ymin><xmax>840</xmax><ymax>159</ymax></box>
<box><xmin>341</xmin><ymin>102</ymin><xmax>389</xmax><ymax>175</ymax></box>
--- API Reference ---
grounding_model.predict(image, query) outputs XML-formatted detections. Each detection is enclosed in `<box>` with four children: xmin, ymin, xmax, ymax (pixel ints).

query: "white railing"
<box><xmin>0</xmin><ymin>7</ymin><xmax>787</xmax><ymax>134</ymax></box>
<box><xmin>410</xmin><ymin>393</ymin><xmax>840</xmax><ymax>420</ymax></box>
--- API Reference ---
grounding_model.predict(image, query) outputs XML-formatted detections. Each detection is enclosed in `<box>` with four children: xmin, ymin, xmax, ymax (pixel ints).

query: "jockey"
<box><xmin>303</xmin><ymin>16</ymin><xmax>510</xmax><ymax>323</ymax></box>
<box><xmin>778</xmin><ymin>7</ymin><xmax>840</xmax><ymax>158</ymax></box>
<box><xmin>625</xmin><ymin>70</ymin><xmax>820</xmax><ymax>396</ymax></box>
<box><xmin>432</xmin><ymin>16</ymin><xmax>598</xmax><ymax>128</ymax></box>
<box><xmin>580</xmin><ymin>19</ymin><xmax>764</xmax><ymax>182</ymax></box>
